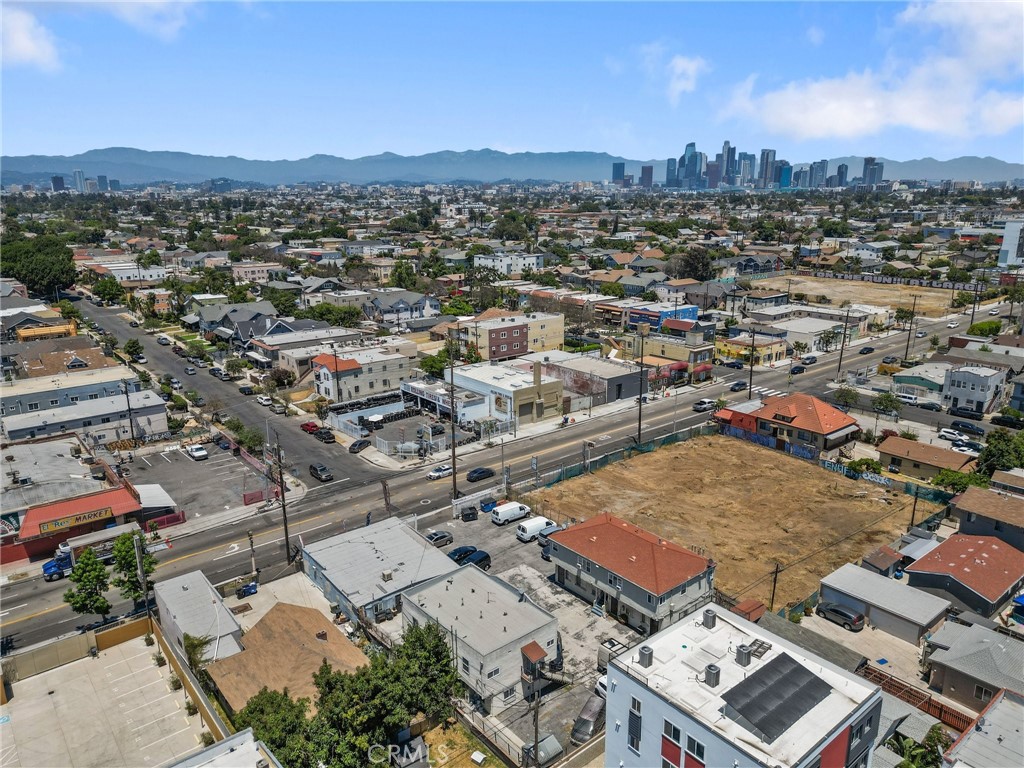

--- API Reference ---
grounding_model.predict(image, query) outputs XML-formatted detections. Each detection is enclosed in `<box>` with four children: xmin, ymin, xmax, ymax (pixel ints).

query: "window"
<box><xmin>461</xmin><ymin>657</ymin><xmax>469</xmax><ymax>674</ymax></box>
<box><xmin>101</xmin><ymin>417</ymin><xmax>111</xmax><ymax>424</ymax></box>
<box><xmin>686</xmin><ymin>736</ymin><xmax>705</xmax><ymax>762</ymax></box>
<box><xmin>659</xmin><ymin>595</ymin><xmax>667</xmax><ymax>605</ymax></box>
<box><xmin>663</xmin><ymin>720</ymin><xmax>680</xmax><ymax>744</ymax></box>
<box><xmin>608</xmin><ymin>573</ymin><xmax>622</xmax><ymax>589</ymax></box>
<box><xmin>975</xmin><ymin>685</ymin><xmax>993</xmax><ymax>703</ymax></box>
<box><xmin>28</xmin><ymin>403</ymin><xmax>39</xmax><ymax>411</ymax></box>
<box><xmin>383</xmin><ymin>379</ymin><xmax>390</xmax><ymax>387</ymax></box>
<box><xmin>82</xmin><ymin>420</ymin><xmax>93</xmax><ymax>427</ymax></box>
<box><xmin>628</xmin><ymin>705</ymin><xmax>642</xmax><ymax>752</ymax></box>
<box><xmin>369</xmin><ymin>381</ymin><xmax>374</xmax><ymax>389</ymax></box>
<box><xmin>647</xmin><ymin>594</ymin><xmax>654</xmax><ymax>604</ymax></box>
<box><xmin>500</xmin><ymin>331</ymin><xmax>507</xmax><ymax>339</ymax></box>
<box><xmin>49</xmin><ymin>399</ymin><xmax>59</xmax><ymax>407</ymax></box>
<box><xmin>797</xmin><ymin>430</ymin><xmax>810</xmax><ymax>441</ymax></box>
<box><xmin>630</xmin><ymin>697</ymin><xmax>641</xmax><ymax>715</ymax></box>
<box><xmin>513</xmin><ymin>329</ymin><xmax>520</xmax><ymax>336</ymax></box>
<box><xmin>890</xmin><ymin>457</ymin><xmax>903</xmax><ymax>467</ymax></box>
<box><xmin>487</xmin><ymin>667</ymin><xmax>500</xmax><ymax>679</ymax></box>
<box><xmin>546</xmin><ymin>638</ymin><xmax>555</xmax><ymax>647</ymax></box>
<box><xmin>89</xmin><ymin>393</ymin><xmax>99</xmax><ymax>400</ymax></box>
<box><xmin>500</xmin><ymin>345</ymin><xmax>507</xmax><ymax>351</ymax></box>
<box><xmin>503</xmin><ymin>687</ymin><xmax>515</xmax><ymax>701</ymax></box>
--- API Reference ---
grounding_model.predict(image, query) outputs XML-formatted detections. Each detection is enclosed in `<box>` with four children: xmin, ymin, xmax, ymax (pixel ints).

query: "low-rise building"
<box><xmin>363</xmin><ymin>288</ymin><xmax>441</xmax><ymax>324</ymax></box>
<box><xmin>0</xmin><ymin>366</ymin><xmax>140</xmax><ymax>418</ymax></box>
<box><xmin>941</xmin><ymin>689</ymin><xmax>1024</xmax><ymax>768</ymax></box>
<box><xmin>539</xmin><ymin>355</ymin><xmax>647</xmax><ymax>404</ymax></box>
<box><xmin>952</xmin><ymin>486</ymin><xmax>1024</xmax><ymax>551</ymax></box>
<box><xmin>403</xmin><ymin>566</ymin><xmax>558</xmax><ymax>713</ymax></box>
<box><xmin>309</xmin><ymin>344</ymin><xmax>417</xmax><ymax>401</ymax></box>
<box><xmin>893</xmin><ymin>362</ymin><xmax>951</xmax><ymax>397</ymax></box>
<box><xmin>718</xmin><ymin>393</ymin><xmax>860</xmax><ymax>454</ymax></box>
<box><xmin>2</xmin><ymin>388</ymin><xmax>166</xmax><ymax>444</ymax></box>
<box><xmin>155</xmin><ymin>571</ymin><xmax>243</xmax><ymax>662</ymax></box>
<box><xmin>766</xmin><ymin>316</ymin><xmax>845</xmax><ymax>353</ymax></box>
<box><xmin>605</xmin><ymin>604</ymin><xmax>883</xmax><ymax>768</ymax></box>
<box><xmin>877</xmin><ymin>436</ymin><xmax>975</xmax><ymax>481</ymax></box>
<box><xmin>548</xmin><ymin>513</ymin><xmax>715</xmax><ymax>635</ymax></box>
<box><xmin>943</xmin><ymin>364</ymin><xmax>1006</xmax><ymax>415</ymax></box>
<box><xmin>230</xmin><ymin>261</ymin><xmax>283</xmax><ymax>283</ymax></box>
<box><xmin>715</xmin><ymin>332</ymin><xmax>788</xmax><ymax>365</ymax></box>
<box><xmin>924</xmin><ymin>622</ymin><xmax>1024</xmax><ymax>711</ymax></box>
<box><xmin>449</xmin><ymin>311</ymin><xmax>563</xmax><ymax>360</ymax></box>
<box><xmin>450</xmin><ymin>361</ymin><xmax>562</xmax><ymax>425</ymax></box>
<box><xmin>624</xmin><ymin>302</ymin><xmax>698</xmax><ymax>330</ymax></box>
<box><xmin>905</xmin><ymin>534</ymin><xmax>1024</xmax><ymax>617</ymax></box>
<box><xmin>472</xmin><ymin>251</ymin><xmax>544</xmax><ymax>276</ymax></box>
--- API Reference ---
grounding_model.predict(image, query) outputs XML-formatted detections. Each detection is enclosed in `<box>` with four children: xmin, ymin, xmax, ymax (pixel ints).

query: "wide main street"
<box><xmin>0</xmin><ymin>302</ymin><xmax>1002</xmax><ymax>650</ymax></box>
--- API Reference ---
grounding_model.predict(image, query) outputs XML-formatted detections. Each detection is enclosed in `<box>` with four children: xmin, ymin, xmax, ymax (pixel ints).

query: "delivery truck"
<box><xmin>42</xmin><ymin>522</ymin><xmax>142</xmax><ymax>581</ymax></box>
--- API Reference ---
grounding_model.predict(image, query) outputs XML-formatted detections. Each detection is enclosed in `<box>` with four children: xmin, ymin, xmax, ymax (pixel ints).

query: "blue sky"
<box><xmin>3</xmin><ymin>1</ymin><xmax>1022</xmax><ymax>163</ymax></box>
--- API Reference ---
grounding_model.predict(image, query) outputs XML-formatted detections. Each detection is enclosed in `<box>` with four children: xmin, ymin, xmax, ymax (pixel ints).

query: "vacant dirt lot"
<box><xmin>758</xmin><ymin>276</ymin><xmax>963</xmax><ymax>316</ymax></box>
<box><xmin>525</xmin><ymin>436</ymin><xmax>940</xmax><ymax>610</ymax></box>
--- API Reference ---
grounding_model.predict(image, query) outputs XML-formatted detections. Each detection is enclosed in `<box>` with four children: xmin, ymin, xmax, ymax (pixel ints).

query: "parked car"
<box><xmin>858</xmin><ymin>346</ymin><xmax>874</xmax><ymax>355</ymax></box>
<box><xmin>991</xmin><ymin>414</ymin><xmax>1024</xmax><ymax>430</ymax></box>
<box><xmin>947</xmin><ymin>321</ymin><xmax>960</xmax><ymax>328</ymax></box>
<box><xmin>133</xmin><ymin>355</ymin><xmax>147</xmax><ymax>364</ymax></box>
<box><xmin>269</xmin><ymin>403</ymin><xmax>287</xmax><ymax>415</ymax></box>
<box><xmin>425</xmin><ymin>530</ymin><xmax>454</xmax><ymax>548</ymax></box>
<box><xmin>157</xmin><ymin>336</ymin><xmax>171</xmax><ymax>346</ymax></box>
<box><xmin>466</xmin><ymin>467</ymin><xmax>496</xmax><ymax>483</ymax></box>
<box><xmin>729</xmin><ymin>381</ymin><xmax>747</xmax><ymax>392</ymax></box>
<box><xmin>348</xmin><ymin>438</ymin><xmax>371</xmax><ymax>453</ymax></box>
<box><xmin>989</xmin><ymin>308</ymin><xmax>1001</xmax><ymax>315</ymax></box>
<box><xmin>314</xmin><ymin>428</ymin><xmax>336</xmax><ymax>443</ymax></box>
<box><xmin>882</xmin><ymin>355</ymin><xmax>899</xmax><ymax>365</ymax></box>
<box><xmin>693</xmin><ymin>398</ymin><xmax>717</xmax><ymax>412</ymax></box>
<box><xmin>184</xmin><ymin>366</ymin><xmax>196</xmax><ymax>375</ymax></box>
<box><xmin>950</xmin><ymin>419</ymin><xmax>985</xmax><ymax>436</ymax></box>
<box><xmin>300</xmin><ymin>421</ymin><xmax>320</xmax><ymax>433</ymax></box>
<box><xmin>173</xmin><ymin>346</ymin><xmax>187</xmax><ymax>356</ymax></box>
<box><xmin>448</xmin><ymin>545</ymin><xmax>478</xmax><ymax>564</ymax></box>
<box><xmin>541</xmin><ymin>542</ymin><xmax>553</xmax><ymax>561</ymax></box>
<box><xmin>790</xmin><ymin>365</ymin><xmax>806</xmax><ymax>375</ymax></box>
<box><xmin>815</xmin><ymin>602</ymin><xmax>865</xmax><ymax>632</ymax></box>
<box><xmin>949</xmin><ymin>407</ymin><xmax>984</xmax><ymax>421</ymax></box>
<box><xmin>723</xmin><ymin>360</ymin><xmax>745</xmax><ymax>369</ymax></box>
<box><xmin>938</xmin><ymin>428</ymin><xmax>968</xmax><ymax>441</ymax></box>
<box><xmin>185</xmin><ymin>445</ymin><xmax>208</xmax><ymax>461</ymax></box>
<box><xmin>916</xmin><ymin>330</ymin><xmax>928</xmax><ymax>338</ymax></box>
<box><xmin>217</xmin><ymin>438</ymin><xmax>231</xmax><ymax>450</ymax></box>
<box><xmin>594</xmin><ymin>675</ymin><xmax>608</xmax><ymax>698</ymax></box>
<box><xmin>309</xmin><ymin>463</ymin><xmax>333</xmax><ymax>482</ymax></box>
<box><xmin>952</xmin><ymin>445</ymin><xmax>979</xmax><ymax>456</ymax></box>
<box><xmin>129</xmin><ymin>320</ymin><xmax>139</xmax><ymax>328</ymax></box>
<box><xmin>256</xmin><ymin>395</ymin><xmax>273</xmax><ymax>406</ymax></box>
<box><xmin>460</xmin><ymin>550</ymin><xmax>491</xmax><ymax>570</ymax></box>
<box><xmin>427</xmin><ymin>464</ymin><xmax>454</xmax><ymax>480</ymax></box>
<box><xmin>570</xmin><ymin>694</ymin><xmax>607</xmax><ymax>746</ymax></box>
<box><xmin>238</xmin><ymin>385</ymin><xmax>254</xmax><ymax>396</ymax></box>
<box><xmin>801</xmin><ymin>355</ymin><xmax>818</xmax><ymax>365</ymax></box>
<box><xmin>417</xmin><ymin>424</ymin><xmax>447</xmax><ymax>438</ymax></box>
<box><xmin>517</xmin><ymin>517</ymin><xmax>556</xmax><ymax>543</ymax></box>
<box><xmin>953</xmin><ymin>439</ymin><xmax>985</xmax><ymax>453</ymax></box>
<box><xmin>537</xmin><ymin>522</ymin><xmax>564</xmax><ymax>547</ymax></box>
<box><xmin>916</xmin><ymin>401</ymin><xmax>943</xmax><ymax>411</ymax></box>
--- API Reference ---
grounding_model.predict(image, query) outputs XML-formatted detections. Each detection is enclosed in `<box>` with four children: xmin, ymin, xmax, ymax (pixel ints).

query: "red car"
<box><xmin>300</xmin><ymin>422</ymin><xmax>320</xmax><ymax>434</ymax></box>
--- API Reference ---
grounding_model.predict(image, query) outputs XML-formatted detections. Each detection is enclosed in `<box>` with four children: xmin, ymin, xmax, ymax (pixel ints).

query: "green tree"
<box><xmin>420</xmin><ymin>347</ymin><xmax>451</xmax><ymax>378</ymax></box>
<box><xmin>56</xmin><ymin>299</ymin><xmax>83</xmax><ymax>323</ymax></box>
<box><xmin>0</xmin><ymin>235</ymin><xmax>76</xmax><ymax>296</ymax></box>
<box><xmin>932</xmin><ymin>469</ymin><xmax>990</xmax><ymax>493</ymax></box>
<box><xmin>93</xmin><ymin>276</ymin><xmax>126</xmax><ymax>304</ymax></box>
<box><xmin>186</xmin><ymin>339</ymin><xmax>208</xmax><ymax>359</ymax></box>
<box><xmin>389</xmin><ymin>258</ymin><xmax>417</xmax><ymax>290</ymax></box>
<box><xmin>99</xmin><ymin>333</ymin><xmax>119</xmax><ymax>350</ymax></box>
<box><xmin>791</xmin><ymin>341</ymin><xmax>809</xmax><ymax>358</ymax></box>
<box><xmin>260</xmin><ymin>285</ymin><xmax>298</xmax><ymax>314</ymax></box>
<box><xmin>600</xmin><ymin>282</ymin><xmax>626</xmax><ymax>298</ymax></box>
<box><xmin>123</xmin><ymin>338</ymin><xmax>144</xmax><ymax>359</ymax></box>
<box><xmin>63</xmin><ymin>548</ymin><xmax>112</xmax><ymax>623</ymax></box>
<box><xmin>976</xmin><ymin>428</ymin><xmax>1024</xmax><ymax>476</ymax></box>
<box><xmin>226</xmin><ymin>358</ymin><xmax>246</xmax><ymax>377</ymax></box>
<box><xmin>441</xmin><ymin>297</ymin><xmax>476</xmax><ymax>316</ymax></box>
<box><xmin>834</xmin><ymin>385</ymin><xmax>860</xmax><ymax>410</ymax></box>
<box><xmin>315</xmin><ymin>400</ymin><xmax>331</xmax><ymax>423</ymax></box>
<box><xmin>966</xmin><ymin>320</ymin><xmax>1001</xmax><ymax>336</ymax></box>
<box><xmin>819</xmin><ymin>328</ymin><xmax>840</xmax><ymax>351</ymax></box>
<box><xmin>184</xmin><ymin>633</ymin><xmax>214</xmax><ymax>691</ymax></box>
<box><xmin>894</xmin><ymin>307</ymin><xmax>916</xmax><ymax>327</ymax></box>
<box><xmin>676</xmin><ymin>249</ymin><xmax>717</xmax><ymax>281</ymax></box>
<box><xmin>395</xmin><ymin>622</ymin><xmax>462</xmax><ymax>721</ymax></box>
<box><xmin>235</xmin><ymin>688</ymin><xmax>311</xmax><ymax>767</ymax></box>
<box><xmin>295</xmin><ymin>303</ymin><xmax>363</xmax><ymax>327</ymax></box>
<box><xmin>640</xmin><ymin>290</ymin><xmax>659</xmax><ymax>301</ymax></box>
<box><xmin>952</xmin><ymin>290</ymin><xmax>974</xmax><ymax>308</ymax></box>
<box><xmin>110</xmin><ymin>531</ymin><xmax>156</xmax><ymax>604</ymax></box>
<box><xmin>872</xmin><ymin>392</ymin><xmax>903</xmax><ymax>417</ymax></box>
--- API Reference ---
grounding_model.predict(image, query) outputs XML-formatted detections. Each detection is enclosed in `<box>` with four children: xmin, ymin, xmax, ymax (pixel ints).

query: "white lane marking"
<box><xmin>0</xmin><ymin>603</ymin><xmax>28</xmax><ymax>617</ymax></box>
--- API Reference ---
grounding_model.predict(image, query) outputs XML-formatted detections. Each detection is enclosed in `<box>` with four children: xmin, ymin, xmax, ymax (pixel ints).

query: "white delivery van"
<box><xmin>517</xmin><ymin>517</ymin><xmax>555</xmax><ymax>542</ymax></box>
<box><xmin>491</xmin><ymin>501</ymin><xmax>531</xmax><ymax>526</ymax></box>
<box><xmin>895</xmin><ymin>392</ymin><xmax>918</xmax><ymax>406</ymax></box>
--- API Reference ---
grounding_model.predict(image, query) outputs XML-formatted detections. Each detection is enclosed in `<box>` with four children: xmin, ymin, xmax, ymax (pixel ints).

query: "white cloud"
<box><xmin>666</xmin><ymin>55</ymin><xmax>708</xmax><ymax>106</ymax></box>
<box><xmin>2</xmin><ymin>6</ymin><xmax>60</xmax><ymax>72</ymax></box>
<box><xmin>635</xmin><ymin>41</ymin><xmax>707</xmax><ymax>106</ymax></box>
<box><xmin>603</xmin><ymin>56</ymin><xmax>624</xmax><ymax>76</ymax></box>
<box><xmin>719</xmin><ymin>0</ymin><xmax>1024</xmax><ymax>142</ymax></box>
<box><xmin>94</xmin><ymin>1</ymin><xmax>196</xmax><ymax>42</ymax></box>
<box><xmin>806</xmin><ymin>25</ymin><xmax>824</xmax><ymax>46</ymax></box>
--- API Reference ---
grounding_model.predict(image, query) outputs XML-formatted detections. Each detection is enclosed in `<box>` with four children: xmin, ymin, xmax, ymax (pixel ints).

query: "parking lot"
<box><xmin>371</xmin><ymin>416</ymin><xmax>478</xmax><ymax>457</ymax></box>
<box><xmin>127</xmin><ymin>446</ymin><xmax>269</xmax><ymax>514</ymax></box>
<box><xmin>418</xmin><ymin>507</ymin><xmax>637</xmax><ymax>750</ymax></box>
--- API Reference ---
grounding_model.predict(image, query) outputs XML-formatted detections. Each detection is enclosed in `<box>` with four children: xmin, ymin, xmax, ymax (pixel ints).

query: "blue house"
<box><xmin>625</xmin><ymin>302</ymin><xmax>699</xmax><ymax>330</ymax></box>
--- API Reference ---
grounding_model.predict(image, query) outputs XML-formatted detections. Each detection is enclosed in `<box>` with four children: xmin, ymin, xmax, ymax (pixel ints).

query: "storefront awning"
<box><xmin>19</xmin><ymin>487</ymin><xmax>141</xmax><ymax>540</ymax></box>
<box><xmin>693</xmin><ymin>363</ymin><xmax>714</xmax><ymax>374</ymax></box>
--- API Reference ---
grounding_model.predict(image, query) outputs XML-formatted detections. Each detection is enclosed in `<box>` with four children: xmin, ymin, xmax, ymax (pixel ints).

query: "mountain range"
<box><xmin>3</xmin><ymin>147</ymin><xmax>1021</xmax><ymax>186</ymax></box>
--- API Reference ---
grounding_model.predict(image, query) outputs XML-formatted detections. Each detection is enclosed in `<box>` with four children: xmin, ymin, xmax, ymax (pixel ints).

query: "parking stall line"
<box><xmin>139</xmin><ymin>724</ymin><xmax>193</xmax><ymax>751</ymax></box>
<box><xmin>116</xmin><ymin>677</ymin><xmax>165</xmax><ymax>698</ymax></box>
<box><xmin>130</xmin><ymin>705</ymin><xmax>178</xmax><ymax>731</ymax></box>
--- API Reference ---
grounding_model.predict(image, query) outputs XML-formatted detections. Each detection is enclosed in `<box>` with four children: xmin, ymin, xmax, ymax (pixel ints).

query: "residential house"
<box><xmin>0</xmin><ymin>278</ymin><xmax>28</xmax><ymax>298</ymax></box>
<box><xmin>1</xmin><ymin>336</ymin><xmax>97</xmax><ymax>379</ymax></box>
<box><xmin>717</xmin><ymin>393</ymin><xmax>861</xmax><ymax>454</ymax></box>
<box><xmin>953</xmin><ymin>486</ymin><xmax>1024</xmax><ymax>551</ymax></box>
<box><xmin>472</xmin><ymin>251</ymin><xmax>544</xmax><ymax>276</ymax></box>
<box><xmin>877</xmin><ymin>436</ymin><xmax>975</xmax><ymax>481</ymax></box>
<box><xmin>244</xmin><ymin>325</ymin><xmax>361</xmax><ymax>369</ymax></box>
<box><xmin>1</xmin><ymin>313</ymin><xmax>78</xmax><ymax>344</ymax></box>
<box><xmin>402</xmin><ymin>566</ymin><xmax>559</xmax><ymax>713</ymax></box>
<box><xmin>547</xmin><ymin>512</ymin><xmax>715</xmax><ymax>635</ymax></box>
<box><xmin>942</xmin><ymin>365</ymin><xmax>1006</xmax><ymax>415</ymax></box>
<box><xmin>449</xmin><ymin>312</ymin><xmax>564</xmax><ymax>361</ymax></box>
<box><xmin>302</xmin><ymin>518</ymin><xmax>459</xmax><ymax>628</ymax></box>
<box><xmin>309</xmin><ymin>344</ymin><xmax>416</xmax><ymax>401</ymax></box>
<box><xmin>131</xmin><ymin>288</ymin><xmax>172</xmax><ymax>314</ymax></box>
<box><xmin>341</xmin><ymin>239</ymin><xmax>399</xmax><ymax>257</ymax></box>
<box><xmin>185</xmin><ymin>301</ymin><xmax>277</xmax><ymax>336</ymax></box>
<box><xmin>924</xmin><ymin>622</ymin><xmax>1024</xmax><ymax>711</ymax></box>
<box><xmin>940</xmin><ymin>689</ymin><xmax>1024</xmax><ymax>768</ymax></box>
<box><xmin>231</xmin><ymin>261</ymin><xmax>284</xmax><ymax>283</ymax></box>
<box><xmin>905</xmin><ymin>534</ymin><xmax>1024</xmax><ymax>617</ymax></box>
<box><xmin>893</xmin><ymin>363</ymin><xmax>951</xmax><ymax>399</ymax></box>
<box><xmin>713</xmin><ymin>253</ymin><xmax>784</xmax><ymax>278</ymax></box>
<box><xmin>154</xmin><ymin>571</ymin><xmax>243</xmax><ymax>662</ymax></box>
<box><xmin>362</xmin><ymin>288</ymin><xmax>441</xmax><ymax>325</ymax></box>
<box><xmin>605</xmin><ymin>604</ymin><xmax>883</xmax><ymax>768</ymax></box>
<box><xmin>723</xmin><ymin>289</ymin><xmax>789</xmax><ymax>314</ymax></box>
<box><xmin>654</xmin><ymin>278</ymin><xmax>700</xmax><ymax>302</ymax></box>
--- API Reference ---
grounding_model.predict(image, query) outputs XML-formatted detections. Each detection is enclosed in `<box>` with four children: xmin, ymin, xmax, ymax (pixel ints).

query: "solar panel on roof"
<box><xmin>721</xmin><ymin>653</ymin><xmax>833</xmax><ymax>743</ymax></box>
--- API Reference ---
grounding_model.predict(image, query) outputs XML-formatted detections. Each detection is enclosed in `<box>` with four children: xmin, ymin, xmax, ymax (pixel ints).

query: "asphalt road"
<box><xmin>76</xmin><ymin>299</ymin><xmax>385</xmax><ymax>485</ymax></box>
<box><xmin>2</xmin><ymin>302</ymin><xmax>1011</xmax><ymax>650</ymax></box>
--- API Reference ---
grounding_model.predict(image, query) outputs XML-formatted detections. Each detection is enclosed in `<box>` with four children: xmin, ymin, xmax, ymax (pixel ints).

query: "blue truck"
<box><xmin>42</xmin><ymin>522</ymin><xmax>142</xmax><ymax>581</ymax></box>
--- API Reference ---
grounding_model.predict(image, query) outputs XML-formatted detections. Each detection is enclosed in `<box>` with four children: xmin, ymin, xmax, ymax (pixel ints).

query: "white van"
<box><xmin>517</xmin><ymin>517</ymin><xmax>555</xmax><ymax>542</ymax></box>
<box><xmin>895</xmin><ymin>392</ymin><xmax>918</xmax><ymax>406</ymax></box>
<box><xmin>491</xmin><ymin>501</ymin><xmax>531</xmax><ymax>526</ymax></box>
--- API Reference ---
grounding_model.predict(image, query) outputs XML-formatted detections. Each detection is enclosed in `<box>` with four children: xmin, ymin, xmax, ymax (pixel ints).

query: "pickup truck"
<box><xmin>42</xmin><ymin>522</ymin><xmax>142</xmax><ymax>581</ymax></box>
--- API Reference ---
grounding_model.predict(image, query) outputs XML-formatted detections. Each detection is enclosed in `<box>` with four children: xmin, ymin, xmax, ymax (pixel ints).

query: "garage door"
<box><xmin>820</xmin><ymin>586</ymin><xmax>868</xmax><ymax>615</ymax></box>
<box><xmin>864</xmin><ymin>607</ymin><xmax>920</xmax><ymax>645</ymax></box>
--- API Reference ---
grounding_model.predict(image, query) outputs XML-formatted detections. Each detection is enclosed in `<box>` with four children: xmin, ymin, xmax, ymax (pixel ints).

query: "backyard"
<box><xmin>524</xmin><ymin>436</ymin><xmax>941</xmax><ymax>610</ymax></box>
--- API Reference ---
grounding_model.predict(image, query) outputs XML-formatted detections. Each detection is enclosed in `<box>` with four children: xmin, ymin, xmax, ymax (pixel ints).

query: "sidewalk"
<box><xmin>0</xmin><ymin>477</ymin><xmax>309</xmax><ymax>587</ymax></box>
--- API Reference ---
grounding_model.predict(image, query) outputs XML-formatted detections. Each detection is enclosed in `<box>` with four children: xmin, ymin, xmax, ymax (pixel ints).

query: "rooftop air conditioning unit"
<box><xmin>381</xmin><ymin>569</ymin><xmax>393</xmax><ymax>582</ymax></box>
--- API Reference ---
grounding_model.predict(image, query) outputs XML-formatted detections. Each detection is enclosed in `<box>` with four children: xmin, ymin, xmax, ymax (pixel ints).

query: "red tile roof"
<box><xmin>905</xmin><ymin>534</ymin><xmax>1024</xmax><ymax>602</ymax></box>
<box><xmin>661</xmin><ymin>319</ymin><xmax>695</xmax><ymax>332</ymax></box>
<box><xmin>19</xmin><ymin>487</ymin><xmax>141</xmax><ymax>539</ymax></box>
<box><xmin>752</xmin><ymin>393</ymin><xmax>858</xmax><ymax>437</ymax></box>
<box><xmin>549</xmin><ymin>513</ymin><xmax>713</xmax><ymax>595</ymax></box>
<box><xmin>311</xmin><ymin>353</ymin><xmax>361</xmax><ymax>373</ymax></box>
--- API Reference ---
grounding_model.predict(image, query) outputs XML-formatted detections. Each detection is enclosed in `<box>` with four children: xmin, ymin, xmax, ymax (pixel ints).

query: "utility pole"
<box><xmin>768</xmin><ymin>562</ymin><xmax>781</xmax><ymax>612</ymax></box>
<box><xmin>970</xmin><ymin>281</ymin><xmax>980</xmax><ymax>326</ymax></box>
<box><xmin>834</xmin><ymin>307</ymin><xmax>852</xmax><ymax>383</ymax></box>
<box><xmin>121</xmin><ymin>379</ymin><xmax>137</xmax><ymax>442</ymax></box>
<box><xmin>636</xmin><ymin>323</ymin><xmax>648</xmax><ymax>445</ymax></box>
<box><xmin>904</xmin><ymin>295</ymin><xmax>918</xmax><ymax>361</ymax></box>
<box><xmin>272</xmin><ymin>429</ymin><xmax>292</xmax><ymax>564</ymax></box>
<box><xmin>447</xmin><ymin>331</ymin><xmax>459</xmax><ymax>500</ymax></box>
<box><xmin>380</xmin><ymin>479</ymin><xmax>393</xmax><ymax>518</ymax></box>
<box><xmin>908</xmin><ymin>485</ymin><xmax>920</xmax><ymax>532</ymax></box>
<box><xmin>247</xmin><ymin>529</ymin><xmax>257</xmax><ymax>579</ymax></box>
<box><xmin>532</xmin><ymin>679</ymin><xmax>541</xmax><ymax>768</ymax></box>
<box><xmin>133</xmin><ymin>534</ymin><xmax>151</xmax><ymax>624</ymax></box>
<box><xmin>747</xmin><ymin>329</ymin><xmax>755</xmax><ymax>399</ymax></box>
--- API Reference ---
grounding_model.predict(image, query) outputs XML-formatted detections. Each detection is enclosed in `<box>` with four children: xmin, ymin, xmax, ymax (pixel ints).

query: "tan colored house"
<box><xmin>877</xmin><ymin>436</ymin><xmax>974</xmax><ymax>481</ymax></box>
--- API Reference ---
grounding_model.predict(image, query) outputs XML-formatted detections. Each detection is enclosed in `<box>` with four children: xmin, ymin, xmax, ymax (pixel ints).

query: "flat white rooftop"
<box><xmin>612</xmin><ymin>605</ymin><xmax>878</xmax><ymax>767</ymax></box>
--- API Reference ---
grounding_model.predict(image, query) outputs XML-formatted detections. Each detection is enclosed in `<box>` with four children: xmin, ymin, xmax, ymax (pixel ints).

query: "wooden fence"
<box><xmin>858</xmin><ymin>663</ymin><xmax>974</xmax><ymax>732</ymax></box>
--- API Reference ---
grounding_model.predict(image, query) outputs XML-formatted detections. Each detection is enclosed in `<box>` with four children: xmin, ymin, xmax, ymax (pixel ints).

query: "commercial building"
<box><xmin>942</xmin><ymin>365</ymin><xmax>1006</xmax><ymax>415</ymax></box>
<box><xmin>767</xmin><ymin>317</ymin><xmax>845</xmax><ymax>353</ymax></box>
<box><xmin>538</xmin><ymin>355</ymin><xmax>647</xmax><ymax>404</ymax></box>
<box><xmin>302</xmin><ymin>518</ymin><xmax>459</xmax><ymax>627</ymax></box>
<box><xmin>715</xmin><ymin>333</ymin><xmax>788</xmax><ymax>365</ymax></box>
<box><xmin>155</xmin><ymin>571</ymin><xmax>243</xmax><ymax>662</ymax></box>
<box><xmin>548</xmin><ymin>513</ymin><xmax>715</xmax><ymax>635</ymax></box>
<box><xmin>624</xmin><ymin>302</ymin><xmax>699</xmax><ymax>330</ymax></box>
<box><xmin>2</xmin><ymin>389</ymin><xmax>167</xmax><ymax>444</ymax></box>
<box><xmin>450</xmin><ymin>361</ymin><xmax>562</xmax><ymax>425</ymax></box>
<box><xmin>403</xmin><ymin>566</ymin><xmax>559</xmax><ymax>713</ymax></box>
<box><xmin>605</xmin><ymin>604</ymin><xmax>883</xmax><ymax>768</ymax></box>
<box><xmin>0</xmin><ymin>362</ymin><xmax>136</xmax><ymax>417</ymax></box>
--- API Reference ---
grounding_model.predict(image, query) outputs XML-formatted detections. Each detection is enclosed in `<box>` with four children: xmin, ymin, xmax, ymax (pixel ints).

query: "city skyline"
<box><xmin>2</xmin><ymin>1</ymin><xmax>1022</xmax><ymax>164</ymax></box>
